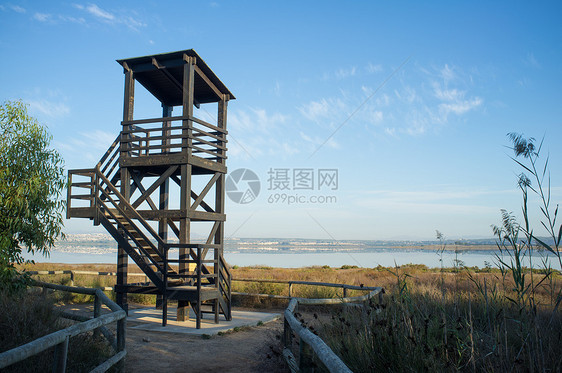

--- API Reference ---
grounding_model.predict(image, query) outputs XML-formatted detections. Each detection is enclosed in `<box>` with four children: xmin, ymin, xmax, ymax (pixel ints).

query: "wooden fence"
<box><xmin>282</xmin><ymin>287</ymin><xmax>384</xmax><ymax>373</ymax></box>
<box><xmin>0</xmin><ymin>281</ymin><xmax>126</xmax><ymax>373</ymax></box>
<box><xmin>25</xmin><ymin>270</ymin><xmax>384</xmax><ymax>372</ymax></box>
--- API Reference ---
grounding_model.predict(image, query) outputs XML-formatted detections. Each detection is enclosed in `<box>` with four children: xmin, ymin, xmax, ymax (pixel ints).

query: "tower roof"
<box><xmin>117</xmin><ymin>49</ymin><xmax>235</xmax><ymax>106</ymax></box>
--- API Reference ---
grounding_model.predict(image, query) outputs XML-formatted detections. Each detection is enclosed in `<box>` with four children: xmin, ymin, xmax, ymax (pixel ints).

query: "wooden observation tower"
<box><xmin>67</xmin><ymin>50</ymin><xmax>234</xmax><ymax>328</ymax></box>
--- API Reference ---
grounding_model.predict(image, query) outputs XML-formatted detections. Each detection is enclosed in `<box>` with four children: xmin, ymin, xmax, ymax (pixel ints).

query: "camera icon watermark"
<box><xmin>225</xmin><ymin>168</ymin><xmax>261</xmax><ymax>204</ymax></box>
<box><xmin>226</xmin><ymin>167</ymin><xmax>339</xmax><ymax>205</ymax></box>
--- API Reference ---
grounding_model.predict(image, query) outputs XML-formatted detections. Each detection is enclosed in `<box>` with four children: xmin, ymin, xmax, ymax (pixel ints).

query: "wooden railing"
<box><xmin>120</xmin><ymin>115</ymin><xmax>227</xmax><ymax>161</ymax></box>
<box><xmin>27</xmin><ymin>270</ymin><xmax>148</xmax><ymax>290</ymax></box>
<box><xmin>232</xmin><ymin>278</ymin><xmax>381</xmax><ymax>299</ymax></box>
<box><xmin>0</xmin><ymin>281</ymin><xmax>126</xmax><ymax>373</ymax></box>
<box><xmin>25</xmin><ymin>270</ymin><xmax>383</xmax><ymax>372</ymax></box>
<box><xmin>67</xmin><ymin>135</ymin><xmax>120</xmax><ymax>220</ymax></box>
<box><xmin>282</xmin><ymin>287</ymin><xmax>384</xmax><ymax>373</ymax></box>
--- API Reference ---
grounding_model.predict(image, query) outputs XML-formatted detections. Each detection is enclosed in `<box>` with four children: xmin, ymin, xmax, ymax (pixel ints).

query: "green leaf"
<box><xmin>532</xmin><ymin>235</ymin><xmax>556</xmax><ymax>255</ymax></box>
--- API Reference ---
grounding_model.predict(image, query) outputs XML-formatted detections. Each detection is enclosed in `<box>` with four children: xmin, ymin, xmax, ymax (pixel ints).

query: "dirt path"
<box><xmin>59</xmin><ymin>303</ymin><xmax>287</xmax><ymax>372</ymax></box>
<box><xmin>124</xmin><ymin>317</ymin><xmax>287</xmax><ymax>373</ymax></box>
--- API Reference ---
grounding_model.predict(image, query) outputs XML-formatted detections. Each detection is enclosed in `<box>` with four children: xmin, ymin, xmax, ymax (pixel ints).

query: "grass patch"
<box><xmin>0</xmin><ymin>290</ymin><xmax>113</xmax><ymax>372</ymax></box>
<box><xmin>317</xmin><ymin>265</ymin><xmax>562</xmax><ymax>372</ymax></box>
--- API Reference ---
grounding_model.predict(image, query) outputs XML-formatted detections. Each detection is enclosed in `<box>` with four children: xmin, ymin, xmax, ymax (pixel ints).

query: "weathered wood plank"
<box><xmin>0</xmin><ymin>310</ymin><xmax>125</xmax><ymax>369</ymax></box>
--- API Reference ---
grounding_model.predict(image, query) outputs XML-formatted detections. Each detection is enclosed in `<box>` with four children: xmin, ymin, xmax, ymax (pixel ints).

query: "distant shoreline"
<box><xmin>392</xmin><ymin>244</ymin><xmax>498</xmax><ymax>252</ymax></box>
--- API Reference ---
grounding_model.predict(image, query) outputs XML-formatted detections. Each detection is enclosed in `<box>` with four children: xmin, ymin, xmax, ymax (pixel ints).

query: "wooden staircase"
<box><xmin>68</xmin><ymin>136</ymin><xmax>232</xmax><ymax>328</ymax></box>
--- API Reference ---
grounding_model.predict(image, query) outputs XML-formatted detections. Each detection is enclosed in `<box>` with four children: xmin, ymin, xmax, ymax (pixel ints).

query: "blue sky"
<box><xmin>1</xmin><ymin>1</ymin><xmax>561</xmax><ymax>240</ymax></box>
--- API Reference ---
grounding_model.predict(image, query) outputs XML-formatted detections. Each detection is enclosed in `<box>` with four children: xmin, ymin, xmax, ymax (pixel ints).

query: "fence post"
<box><xmin>288</xmin><ymin>282</ymin><xmax>293</xmax><ymax>298</ymax></box>
<box><xmin>283</xmin><ymin>317</ymin><xmax>292</xmax><ymax>348</ymax></box>
<box><xmin>343</xmin><ymin>286</ymin><xmax>347</xmax><ymax>298</ymax></box>
<box><xmin>70</xmin><ymin>271</ymin><xmax>75</xmax><ymax>287</ymax></box>
<box><xmin>299</xmin><ymin>340</ymin><xmax>314</xmax><ymax>373</ymax></box>
<box><xmin>116</xmin><ymin>317</ymin><xmax>126</xmax><ymax>372</ymax></box>
<box><xmin>52</xmin><ymin>335</ymin><xmax>69</xmax><ymax>373</ymax></box>
<box><xmin>93</xmin><ymin>293</ymin><xmax>102</xmax><ymax>339</ymax></box>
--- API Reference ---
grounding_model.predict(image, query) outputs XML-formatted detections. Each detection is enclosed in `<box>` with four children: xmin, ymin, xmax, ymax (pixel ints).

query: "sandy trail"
<box><xmin>59</xmin><ymin>303</ymin><xmax>287</xmax><ymax>372</ymax></box>
<box><xmin>124</xmin><ymin>317</ymin><xmax>286</xmax><ymax>373</ymax></box>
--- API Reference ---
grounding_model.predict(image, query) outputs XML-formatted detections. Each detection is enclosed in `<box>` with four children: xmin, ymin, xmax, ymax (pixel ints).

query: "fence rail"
<box><xmin>282</xmin><ymin>287</ymin><xmax>383</xmax><ymax>373</ymax></box>
<box><xmin>0</xmin><ymin>281</ymin><xmax>126</xmax><ymax>372</ymax></box>
<box><xmin>28</xmin><ymin>270</ymin><xmax>379</xmax><ymax>298</ymax></box>
<box><xmin>26</xmin><ymin>269</ymin><xmax>384</xmax><ymax>372</ymax></box>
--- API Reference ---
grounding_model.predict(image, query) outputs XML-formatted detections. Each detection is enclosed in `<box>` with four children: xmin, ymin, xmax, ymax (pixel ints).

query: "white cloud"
<box><xmin>432</xmin><ymin>81</ymin><xmax>482</xmax><ymax>121</ymax></box>
<box><xmin>79</xmin><ymin>130</ymin><xmax>117</xmax><ymax>150</ymax></box>
<box><xmin>61</xmin><ymin>3</ymin><xmax>146</xmax><ymax>31</ymax></box>
<box><xmin>227</xmin><ymin>107</ymin><xmax>298</xmax><ymax>159</ymax></box>
<box><xmin>85</xmin><ymin>4</ymin><xmax>114</xmax><ymax>20</ymax></box>
<box><xmin>298</xmin><ymin>131</ymin><xmax>339</xmax><ymax>149</ymax></box>
<box><xmin>10</xmin><ymin>5</ymin><xmax>26</xmax><ymax>13</ymax></box>
<box><xmin>523</xmin><ymin>53</ymin><xmax>541</xmax><ymax>69</ymax></box>
<box><xmin>439</xmin><ymin>97</ymin><xmax>482</xmax><ymax>116</ymax></box>
<box><xmin>59</xmin><ymin>15</ymin><xmax>85</xmax><ymax>24</ymax></box>
<box><xmin>121</xmin><ymin>15</ymin><xmax>146</xmax><ymax>31</ymax></box>
<box><xmin>299</xmin><ymin>98</ymin><xmax>330</xmax><ymax>122</ymax></box>
<box><xmin>335</xmin><ymin>66</ymin><xmax>357</xmax><ymax>79</ymax></box>
<box><xmin>229</xmin><ymin>107</ymin><xmax>287</xmax><ymax>133</ymax></box>
<box><xmin>384</xmin><ymin>64</ymin><xmax>484</xmax><ymax>135</ymax></box>
<box><xmin>28</xmin><ymin>99</ymin><xmax>70</xmax><ymax>118</ymax></box>
<box><xmin>298</xmin><ymin>98</ymin><xmax>346</xmax><ymax>123</ymax></box>
<box><xmin>440</xmin><ymin>64</ymin><xmax>456</xmax><ymax>84</ymax></box>
<box><xmin>33</xmin><ymin>12</ymin><xmax>52</xmax><ymax>22</ymax></box>
<box><xmin>366</xmin><ymin>62</ymin><xmax>383</xmax><ymax>74</ymax></box>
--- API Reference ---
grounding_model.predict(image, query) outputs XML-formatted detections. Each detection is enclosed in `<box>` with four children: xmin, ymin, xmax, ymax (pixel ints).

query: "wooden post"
<box><xmin>177</xmin><ymin>55</ymin><xmax>194</xmax><ymax>322</ymax></box>
<box><xmin>70</xmin><ymin>271</ymin><xmax>75</xmax><ymax>287</ymax></box>
<box><xmin>283</xmin><ymin>317</ymin><xmax>293</xmax><ymax>348</ymax></box>
<box><xmin>52</xmin><ymin>335</ymin><xmax>69</xmax><ymax>373</ymax></box>
<box><xmin>299</xmin><ymin>339</ymin><xmax>314</xmax><ymax>373</ymax></box>
<box><xmin>116</xmin><ymin>66</ymin><xmax>134</xmax><ymax>314</ymax></box>
<box><xmin>162</xmin><ymin>257</ymin><xmax>168</xmax><ymax>327</ymax></box>
<box><xmin>289</xmin><ymin>283</ymin><xmax>293</xmax><ymax>298</ymax></box>
<box><xmin>215</xmin><ymin>96</ymin><xmax>228</xmax><ymax>322</ymax></box>
<box><xmin>156</xmin><ymin>104</ymin><xmax>172</xmax><ymax>311</ymax></box>
<box><xmin>196</xmin><ymin>246</ymin><xmax>202</xmax><ymax>329</ymax></box>
<box><xmin>93</xmin><ymin>294</ymin><xmax>102</xmax><ymax>339</ymax></box>
<box><xmin>66</xmin><ymin>172</ymin><xmax>72</xmax><ymax>219</ymax></box>
<box><xmin>116</xmin><ymin>316</ymin><xmax>126</xmax><ymax>371</ymax></box>
<box><xmin>343</xmin><ymin>287</ymin><xmax>347</xmax><ymax>298</ymax></box>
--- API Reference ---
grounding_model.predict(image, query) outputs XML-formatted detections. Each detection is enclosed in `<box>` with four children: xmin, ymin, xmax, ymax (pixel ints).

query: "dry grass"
<box><xmin>0</xmin><ymin>290</ymin><xmax>113</xmax><ymax>372</ymax></box>
<box><xmin>14</xmin><ymin>262</ymin><xmax>562</xmax><ymax>371</ymax></box>
<box><xmin>315</xmin><ymin>265</ymin><xmax>562</xmax><ymax>372</ymax></box>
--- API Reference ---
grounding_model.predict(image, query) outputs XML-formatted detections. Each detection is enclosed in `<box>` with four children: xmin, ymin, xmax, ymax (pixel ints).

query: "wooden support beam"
<box><xmin>132</xmin><ymin>165</ymin><xmax>178</xmax><ymax>209</ymax></box>
<box><xmin>130</xmin><ymin>172</ymin><xmax>158</xmax><ymax>211</ymax></box>
<box><xmin>190</xmin><ymin>191</ymin><xmax>214</xmax><ymax>213</ymax></box>
<box><xmin>117</xmin><ymin>67</ymin><xmax>134</xmax><ymax>313</ymax></box>
<box><xmin>194</xmin><ymin>64</ymin><xmax>223</xmax><ymax>101</ymax></box>
<box><xmin>152</xmin><ymin>56</ymin><xmax>201</xmax><ymax>108</ymax></box>
<box><xmin>178</xmin><ymin>57</ymin><xmax>195</xmax><ymax>322</ymax></box>
<box><xmin>191</xmin><ymin>172</ymin><xmax>220</xmax><ymax>211</ymax></box>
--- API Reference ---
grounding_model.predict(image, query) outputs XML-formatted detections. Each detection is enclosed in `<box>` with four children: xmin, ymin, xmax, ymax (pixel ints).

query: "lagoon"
<box><xmin>24</xmin><ymin>248</ymin><xmax>561</xmax><ymax>270</ymax></box>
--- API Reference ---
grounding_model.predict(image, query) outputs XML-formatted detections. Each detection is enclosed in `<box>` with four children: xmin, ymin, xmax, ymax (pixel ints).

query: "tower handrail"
<box><xmin>119</xmin><ymin>115</ymin><xmax>227</xmax><ymax>160</ymax></box>
<box><xmin>96</xmin><ymin>191</ymin><xmax>166</xmax><ymax>270</ymax></box>
<box><xmin>95</xmin><ymin>167</ymin><xmax>168</xmax><ymax>258</ymax></box>
<box><xmin>98</xmin><ymin>135</ymin><xmax>120</xmax><ymax>171</ymax></box>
